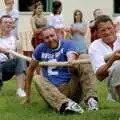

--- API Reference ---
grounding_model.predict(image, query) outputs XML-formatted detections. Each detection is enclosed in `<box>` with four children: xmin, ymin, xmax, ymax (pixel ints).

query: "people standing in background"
<box><xmin>89</xmin><ymin>8</ymin><xmax>104</xmax><ymax>42</ymax></box>
<box><xmin>31</xmin><ymin>1</ymin><xmax>47</xmax><ymax>49</ymax></box>
<box><xmin>0</xmin><ymin>0</ymin><xmax>19</xmax><ymax>38</ymax></box>
<box><xmin>48</xmin><ymin>0</ymin><xmax>65</xmax><ymax>40</ymax></box>
<box><xmin>71</xmin><ymin>9</ymin><xmax>88</xmax><ymax>54</ymax></box>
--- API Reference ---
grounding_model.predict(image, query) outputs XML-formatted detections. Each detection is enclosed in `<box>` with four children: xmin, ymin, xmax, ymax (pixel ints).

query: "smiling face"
<box><xmin>42</xmin><ymin>28</ymin><xmax>59</xmax><ymax>49</ymax></box>
<box><xmin>97</xmin><ymin>21</ymin><xmax>116</xmax><ymax>45</ymax></box>
<box><xmin>35</xmin><ymin>4</ymin><xmax>43</xmax><ymax>15</ymax></box>
<box><xmin>0</xmin><ymin>16</ymin><xmax>13</xmax><ymax>33</ymax></box>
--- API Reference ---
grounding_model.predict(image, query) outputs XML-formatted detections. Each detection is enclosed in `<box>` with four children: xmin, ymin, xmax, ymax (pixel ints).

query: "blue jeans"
<box><xmin>0</xmin><ymin>57</ymin><xmax>27</xmax><ymax>87</ymax></box>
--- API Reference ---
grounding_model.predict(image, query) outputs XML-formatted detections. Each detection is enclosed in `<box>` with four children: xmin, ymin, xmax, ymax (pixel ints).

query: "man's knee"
<box><xmin>15</xmin><ymin>58</ymin><xmax>27</xmax><ymax>73</ymax></box>
<box><xmin>33</xmin><ymin>75</ymin><xmax>49</xmax><ymax>88</ymax></box>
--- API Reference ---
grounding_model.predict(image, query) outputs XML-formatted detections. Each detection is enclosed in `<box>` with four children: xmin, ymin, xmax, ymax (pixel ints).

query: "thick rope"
<box><xmin>9</xmin><ymin>50</ymin><xmax>112</xmax><ymax>67</ymax></box>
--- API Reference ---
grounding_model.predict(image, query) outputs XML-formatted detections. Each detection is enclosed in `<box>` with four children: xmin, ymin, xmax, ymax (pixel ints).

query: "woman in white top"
<box><xmin>48</xmin><ymin>0</ymin><xmax>65</xmax><ymax>40</ymax></box>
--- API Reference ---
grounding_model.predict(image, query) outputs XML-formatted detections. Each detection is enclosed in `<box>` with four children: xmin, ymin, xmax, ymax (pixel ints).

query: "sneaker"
<box><xmin>16</xmin><ymin>88</ymin><xmax>26</xmax><ymax>97</ymax></box>
<box><xmin>63</xmin><ymin>100</ymin><xmax>84</xmax><ymax>113</ymax></box>
<box><xmin>88</xmin><ymin>98</ymin><xmax>98</xmax><ymax>111</ymax></box>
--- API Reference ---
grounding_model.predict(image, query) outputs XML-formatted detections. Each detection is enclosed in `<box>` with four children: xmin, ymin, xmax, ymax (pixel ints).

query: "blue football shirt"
<box><xmin>33</xmin><ymin>40</ymin><xmax>79</xmax><ymax>86</ymax></box>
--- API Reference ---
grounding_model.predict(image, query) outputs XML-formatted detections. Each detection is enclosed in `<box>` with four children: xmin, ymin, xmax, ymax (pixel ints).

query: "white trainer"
<box><xmin>88</xmin><ymin>98</ymin><xmax>98</xmax><ymax>111</ymax></box>
<box><xmin>65</xmin><ymin>100</ymin><xmax>84</xmax><ymax>113</ymax></box>
<box><xmin>16</xmin><ymin>88</ymin><xmax>26</xmax><ymax>97</ymax></box>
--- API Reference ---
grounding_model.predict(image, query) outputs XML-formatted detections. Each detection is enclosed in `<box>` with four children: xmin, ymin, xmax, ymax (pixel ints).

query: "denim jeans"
<box><xmin>0</xmin><ymin>57</ymin><xmax>27</xmax><ymax>87</ymax></box>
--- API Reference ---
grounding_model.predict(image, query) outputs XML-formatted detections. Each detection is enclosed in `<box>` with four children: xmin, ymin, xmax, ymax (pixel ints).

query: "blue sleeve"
<box><xmin>65</xmin><ymin>40</ymin><xmax>80</xmax><ymax>53</ymax></box>
<box><xmin>32</xmin><ymin>44</ymin><xmax>44</xmax><ymax>61</ymax></box>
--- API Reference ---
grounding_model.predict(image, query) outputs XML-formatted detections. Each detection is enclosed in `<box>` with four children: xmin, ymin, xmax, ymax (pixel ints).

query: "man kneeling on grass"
<box><xmin>24</xmin><ymin>26</ymin><xmax>98</xmax><ymax>113</ymax></box>
<box><xmin>0</xmin><ymin>15</ymin><xmax>27</xmax><ymax>97</ymax></box>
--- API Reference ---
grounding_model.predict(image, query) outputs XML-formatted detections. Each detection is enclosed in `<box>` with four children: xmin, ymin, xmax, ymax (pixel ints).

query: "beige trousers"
<box><xmin>34</xmin><ymin>55</ymin><xmax>97</xmax><ymax>111</ymax></box>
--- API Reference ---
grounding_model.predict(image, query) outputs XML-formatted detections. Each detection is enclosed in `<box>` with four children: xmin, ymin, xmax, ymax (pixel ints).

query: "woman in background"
<box><xmin>31</xmin><ymin>1</ymin><xmax>47</xmax><ymax>48</ymax></box>
<box><xmin>48</xmin><ymin>0</ymin><xmax>65</xmax><ymax>40</ymax></box>
<box><xmin>30</xmin><ymin>1</ymin><xmax>47</xmax><ymax>73</ymax></box>
<box><xmin>71</xmin><ymin>9</ymin><xmax>87</xmax><ymax>54</ymax></box>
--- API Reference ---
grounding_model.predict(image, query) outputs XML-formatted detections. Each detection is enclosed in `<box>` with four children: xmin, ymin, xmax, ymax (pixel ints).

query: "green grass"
<box><xmin>0</xmin><ymin>79</ymin><xmax>120</xmax><ymax>120</ymax></box>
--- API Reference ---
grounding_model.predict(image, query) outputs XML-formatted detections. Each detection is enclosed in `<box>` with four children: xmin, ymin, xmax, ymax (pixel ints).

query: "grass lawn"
<box><xmin>0</xmin><ymin>79</ymin><xmax>120</xmax><ymax>120</ymax></box>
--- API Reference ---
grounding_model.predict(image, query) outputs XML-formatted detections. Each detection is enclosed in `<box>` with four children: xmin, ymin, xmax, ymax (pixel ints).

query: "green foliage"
<box><xmin>0</xmin><ymin>79</ymin><xmax>120</xmax><ymax>120</ymax></box>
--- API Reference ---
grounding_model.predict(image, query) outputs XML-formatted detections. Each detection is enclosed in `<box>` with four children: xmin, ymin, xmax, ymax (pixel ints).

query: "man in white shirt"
<box><xmin>0</xmin><ymin>15</ymin><xmax>26</xmax><ymax>97</ymax></box>
<box><xmin>89</xmin><ymin>15</ymin><xmax>120</xmax><ymax>101</ymax></box>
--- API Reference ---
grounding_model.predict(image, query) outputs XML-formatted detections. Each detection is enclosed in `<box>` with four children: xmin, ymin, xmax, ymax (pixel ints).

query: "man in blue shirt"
<box><xmin>24</xmin><ymin>26</ymin><xmax>98</xmax><ymax>113</ymax></box>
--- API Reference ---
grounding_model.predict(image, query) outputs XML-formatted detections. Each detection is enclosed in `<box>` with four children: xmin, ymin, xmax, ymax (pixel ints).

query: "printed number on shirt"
<box><xmin>48</xmin><ymin>59</ymin><xmax>58</xmax><ymax>75</ymax></box>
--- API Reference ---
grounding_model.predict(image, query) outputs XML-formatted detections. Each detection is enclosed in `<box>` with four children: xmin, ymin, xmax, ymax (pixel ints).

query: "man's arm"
<box><xmin>24</xmin><ymin>59</ymin><xmax>39</xmax><ymax>103</ymax></box>
<box><xmin>96</xmin><ymin>58</ymin><xmax>114</xmax><ymax>80</ymax></box>
<box><xmin>67</xmin><ymin>52</ymin><xmax>79</xmax><ymax>62</ymax></box>
<box><xmin>96</xmin><ymin>50</ymin><xmax>120</xmax><ymax>81</ymax></box>
<box><xmin>67</xmin><ymin>52</ymin><xmax>79</xmax><ymax>72</ymax></box>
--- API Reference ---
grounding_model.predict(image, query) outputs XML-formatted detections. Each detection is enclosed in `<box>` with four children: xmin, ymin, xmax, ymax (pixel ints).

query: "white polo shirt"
<box><xmin>88</xmin><ymin>38</ymin><xmax>120</xmax><ymax>73</ymax></box>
